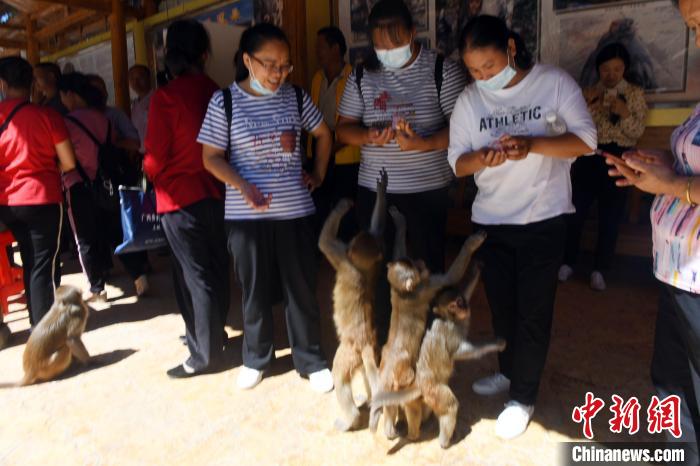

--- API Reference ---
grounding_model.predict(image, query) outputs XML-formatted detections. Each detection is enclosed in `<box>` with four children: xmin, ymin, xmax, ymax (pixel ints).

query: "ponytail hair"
<box><xmin>458</xmin><ymin>15</ymin><xmax>533</xmax><ymax>70</ymax></box>
<box><xmin>234</xmin><ymin>23</ymin><xmax>290</xmax><ymax>82</ymax></box>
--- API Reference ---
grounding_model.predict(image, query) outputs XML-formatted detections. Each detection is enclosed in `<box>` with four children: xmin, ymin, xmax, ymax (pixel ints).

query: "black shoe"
<box><xmin>167</xmin><ymin>364</ymin><xmax>198</xmax><ymax>379</ymax></box>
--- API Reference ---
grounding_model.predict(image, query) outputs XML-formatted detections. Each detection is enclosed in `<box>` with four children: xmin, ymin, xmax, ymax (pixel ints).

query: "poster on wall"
<box><xmin>554</xmin><ymin>0</ymin><xmax>637</xmax><ymax>12</ymax></box>
<box><xmin>436</xmin><ymin>0</ymin><xmax>540</xmax><ymax>59</ymax></box>
<box><xmin>557</xmin><ymin>0</ymin><xmax>687</xmax><ymax>92</ymax></box>
<box><xmin>350</xmin><ymin>0</ymin><xmax>429</xmax><ymax>42</ymax></box>
<box><xmin>254</xmin><ymin>0</ymin><xmax>283</xmax><ymax>26</ymax></box>
<box><xmin>198</xmin><ymin>0</ymin><xmax>254</xmax><ymax>25</ymax></box>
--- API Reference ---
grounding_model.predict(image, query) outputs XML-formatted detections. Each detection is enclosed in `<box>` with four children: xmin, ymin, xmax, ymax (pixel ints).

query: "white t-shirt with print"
<box><xmin>197</xmin><ymin>83</ymin><xmax>323</xmax><ymax>221</ymax></box>
<box><xmin>448</xmin><ymin>64</ymin><xmax>597</xmax><ymax>225</ymax></box>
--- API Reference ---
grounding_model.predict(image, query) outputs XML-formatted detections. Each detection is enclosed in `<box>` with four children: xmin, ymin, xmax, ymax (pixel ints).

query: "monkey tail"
<box><xmin>370</xmin><ymin>386</ymin><xmax>421</xmax><ymax>408</ymax></box>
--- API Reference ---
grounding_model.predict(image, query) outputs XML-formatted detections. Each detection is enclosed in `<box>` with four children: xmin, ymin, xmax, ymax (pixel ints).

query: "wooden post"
<box><xmin>109</xmin><ymin>0</ymin><xmax>130</xmax><ymax>114</ymax></box>
<box><xmin>143</xmin><ymin>0</ymin><xmax>157</xmax><ymax>17</ymax></box>
<box><xmin>282</xmin><ymin>0</ymin><xmax>306</xmax><ymax>88</ymax></box>
<box><xmin>25</xmin><ymin>18</ymin><xmax>39</xmax><ymax>65</ymax></box>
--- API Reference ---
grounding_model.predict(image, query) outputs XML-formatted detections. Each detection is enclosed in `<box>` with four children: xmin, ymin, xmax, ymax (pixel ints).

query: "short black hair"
<box><xmin>318</xmin><ymin>26</ymin><xmax>347</xmax><ymax>57</ymax></box>
<box><xmin>165</xmin><ymin>20</ymin><xmax>211</xmax><ymax>77</ymax></box>
<box><xmin>34</xmin><ymin>62</ymin><xmax>62</xmax><ymax>79</ymax></box>
<box><xmin>595</xmin><ymin>42</ymin><xmax>630</xmax><ymax>73</ymax></box>
<box><xmin>0</xmin><ymin>56</ymin><xmax>33</xmax><ymax>90</ymax></box>
<box><xmin>57</xmin><ymin>72</ymin><xmax>104</xmax><ymax>109</ymax></box>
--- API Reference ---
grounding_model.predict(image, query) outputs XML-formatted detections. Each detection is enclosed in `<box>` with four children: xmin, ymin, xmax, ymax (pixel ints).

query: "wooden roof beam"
<box><xmin>0</xmin><ymin>23</ymin><xmax>25</xmax><ymax>31</ymax></box>
<box><xmin>36</xmin><ymin>9</ymin><xmax>93</xmax><ymax>39</ymax></box>
<box><xmin>0</xmin><ymin>37</ymin><xmax>26</xmax><ymax>48</ymax></box>
<box><xmin>36</xmin><ymin>0</ymin><xmax>142</xmax><ymax>18</ymax></box>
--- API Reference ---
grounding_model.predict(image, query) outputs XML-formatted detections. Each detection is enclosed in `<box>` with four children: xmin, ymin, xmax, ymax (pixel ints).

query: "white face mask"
<box><xmin>476</xmin><ymin>50</ymin><xmax>517</xmax><ymax>92</ymax></box>
<box><xmin>375</xmin><ymin>40</ymin><xmax>413</xmax><ymax>70</ymax></box>
<box><xmin>247</xmin><ymin>58</ymin><xmax>277</xmax><ymax>96</ymax></box>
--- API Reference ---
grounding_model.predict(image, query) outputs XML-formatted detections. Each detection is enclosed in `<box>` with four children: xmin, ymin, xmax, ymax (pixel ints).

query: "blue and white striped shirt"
<box><xmin>338</xmin><ymin>47</ymin><xmax>466</xmax><ymax>194</ymax></box>
<box><xmin>197</xmin><ymin>83</ymin><xmax>323</xmax><ymax>220</ymax></box>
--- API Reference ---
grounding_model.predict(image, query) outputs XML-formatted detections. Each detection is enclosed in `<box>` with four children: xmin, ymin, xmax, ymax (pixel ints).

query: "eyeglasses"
<box><xmin>250</xmin><ymin>55</ymin><xmax>294</xmax><ymax>75</ymax></box>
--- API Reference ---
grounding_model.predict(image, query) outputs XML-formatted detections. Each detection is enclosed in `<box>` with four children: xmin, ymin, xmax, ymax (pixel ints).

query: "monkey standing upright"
<box><xmin>20</xmin><ymin>285</ymin><xmax>90</xmax><ymax>385</ymax></box>
<box><xmin>371</xmin><ymin>261</ymin><xmax>506</xmax><ymax>448</ymax></box>
<box><xmin>364</xmin><ymin>209</ymin><xmax>487</xmax><ymax>439</ymax></box>
<box><xmin>319</xmin><ymin>169</ymin><xmax>396</xmax><ymax>431</ymax></box>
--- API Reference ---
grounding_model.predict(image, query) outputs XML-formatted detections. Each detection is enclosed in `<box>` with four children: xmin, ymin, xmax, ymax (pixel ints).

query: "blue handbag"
<box><xmin>115</xmin><ymin>187</ymin><xmax>167</xmax><ymax>254</ymax></box>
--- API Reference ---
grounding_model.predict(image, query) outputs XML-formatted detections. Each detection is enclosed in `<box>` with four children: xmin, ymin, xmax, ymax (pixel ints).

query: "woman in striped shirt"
<box><xmin>336</xmin><ymin>0</ymin><xmax>466</xmax><ymax>342</ymax></box>
<box><xmin>200</xmin><ymin>24</ymin><xmax>334</xmax><ymax>392</ymax></box>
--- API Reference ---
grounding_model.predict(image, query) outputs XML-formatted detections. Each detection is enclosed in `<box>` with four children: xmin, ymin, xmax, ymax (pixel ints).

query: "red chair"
<box><xmin>0</xmin><ymin>230</ymin><xmax>24</xmax><ymax>316</ymax></box>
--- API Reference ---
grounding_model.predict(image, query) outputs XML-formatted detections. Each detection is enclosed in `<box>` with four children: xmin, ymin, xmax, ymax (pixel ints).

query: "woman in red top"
<box><xmin>59</xmin><ymin>72</ymin><xmax>110</xmax><ymax>302</ymax></box>
<box><xmin>0</xmin><ymin>57</ymin><xmax>77</xmax><ymax>325</ymax></box>
<box><xmin>144</xmin><ymin>20</ymin><xmax>228</xmax><ymax>378</ymax></box>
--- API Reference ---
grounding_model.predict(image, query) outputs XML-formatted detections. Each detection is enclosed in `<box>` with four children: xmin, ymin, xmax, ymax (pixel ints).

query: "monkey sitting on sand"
<box><xmin>364</xmin><ymin>205</ymin><xmax>487</xmax><ymax>439</ymax></box>
<box><xmin>371</xmin><ymin>262</ymin><xmax>505</xmax><ymax>448</ymax></box>
<box><xmin>20</xmin><ymin>285</ymin><xmax>91</xmax><ymax>385</ymax></box>
<box><xmin>319</xmin><ymin>169</ymin><xmax>392</xmax><ymax>431</ymax></box>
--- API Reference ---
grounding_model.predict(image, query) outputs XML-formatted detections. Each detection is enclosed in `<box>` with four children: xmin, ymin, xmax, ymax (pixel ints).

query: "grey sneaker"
<box><xmin>472</xmin><ymin>373</ymin><xmax>510</xmax><ymax>396</ymax></box>
<box><xmin>590</xmin><ymin>271</ymin><xmax>606</xmax><ymax>291</ymax></box>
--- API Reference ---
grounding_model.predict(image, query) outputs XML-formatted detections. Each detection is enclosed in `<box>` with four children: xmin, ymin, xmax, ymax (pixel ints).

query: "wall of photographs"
<box><xmin>338</xmin><ymin>0</ymin><xmax>699</xmax><ymax>105</ymax></box>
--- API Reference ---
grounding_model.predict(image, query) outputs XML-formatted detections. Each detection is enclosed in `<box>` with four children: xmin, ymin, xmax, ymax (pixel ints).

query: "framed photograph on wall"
<box><xmin>556</xmin><ymin>0</ymin><xmax>688</xmax><ymax>93</ymax></box>
<box><xmin>436</xmin><ymin>0</ymin><xmax>540</xmax><ymax>60</ymax></box>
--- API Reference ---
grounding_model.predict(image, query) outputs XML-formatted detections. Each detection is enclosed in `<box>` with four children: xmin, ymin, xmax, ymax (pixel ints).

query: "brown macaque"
<box><xmin>20</xmin><ymin>285</ymin><xmax>90</xmax><ymax>386</ymax></box>
<box><xmin>319</xmin><ymin>168</ymin><xmax>395</xmax><ymax>431</ymax></box>
<box><xmin>364</xmin><ymin>214</ymin><xmax>487</xmax><ymax>440</ymax></box>
<box><xmin>371</xmin><ymin>261</ymin><xmax>505</xmax><ymax>448</ymax></box>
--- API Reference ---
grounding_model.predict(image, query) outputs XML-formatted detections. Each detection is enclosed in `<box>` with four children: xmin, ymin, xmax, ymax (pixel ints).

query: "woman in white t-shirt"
<box><xmin>447</xmin><ymin>15</ymin><xmax>597</xmax><ymax>439</ymax></box>
<box><xmin>199</xmin><ymin>24</ymin><xmax>334</xmax><ymax>393</ymax></box>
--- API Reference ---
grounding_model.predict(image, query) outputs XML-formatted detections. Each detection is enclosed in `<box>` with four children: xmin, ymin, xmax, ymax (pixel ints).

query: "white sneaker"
<box><xmin>87</xmin><ymin>290</ymin><xmax>107</xmax><ymax>303</ymax></box>
<box><xmin>472</xmin><ymin>373</ymin><xmax>510</xmax><ymax>396</ymax></box>
<box><xmin>558</xmin><ymin>264</ymin><xmax>574</xmax><ymax>282</ymax></box>
<box><xmin>590</xmin><ymin>271</ymin><xmax>606</xmax><ymax>291</ymax></box>
<box><xmin>495</xmin><ymin>400</ymin><xmax>534</xmax><ymax>439</ymax></box>
<box><xmin>237</xmin><ymin>366</ymin><xmax>263</xmax><ymax>390</ymax></box>
<box><xmin>135</xmin><ymin>274</ymin><xmax>150</xmax><ymax>297</ymax></box>
<box><xmin>308</xmin><ymin>368</ymin><xmax>334</xmax><ymax>393</ymax></box>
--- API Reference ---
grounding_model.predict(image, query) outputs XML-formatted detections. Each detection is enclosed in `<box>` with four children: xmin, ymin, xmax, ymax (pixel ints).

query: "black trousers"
<box><xmin>651</xmin><ymin>284</ymin><xmax>700</xmax><ymax>465</ymax></box>
<box><xmin>564</xmin><ymin>143</ymin><xmax>629</xmax><ymax>271</ymax></box>
<box><xmin>356</xmin><ymin>185</ymin><xmax>449</xmax><ymax>345</ymax></box>
<box><xmin>161</xmin><ymin>199</ymin><xmax>230</xmax><ymax>372</ymax></box>
<box><xmin>66</xmin><ymin>183</ymin><xmax>106</xmax><ymax>293</ymax></box>
<box><xmin>226</xmin><ymin>216</ymin><xmax>327</xmax><ymax>374</ymax></box>
<box><xmin>474</xmin><ymin>215</ymin><xmax>565</xmax><ymax>405</ymax></box>
<box><xmin>0</xmin><ymin>204</ymin><xmax>62</xmax><ymax>326</ymax></box>
<box><xmin>312</xmin><ymin>161</ymin><xmax>360</xmax><ymax>243</ymax></box>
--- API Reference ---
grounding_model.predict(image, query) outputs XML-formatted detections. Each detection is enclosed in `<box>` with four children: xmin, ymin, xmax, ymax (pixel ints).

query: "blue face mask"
<box><xmin>476</xmin><ymin>50</ymin><xmax>517</xmax><ymax>92</ymax></box>
<box><xmin>375</xmin><ymin>41</ymin><xmax>413</xmax><ymax>70</ymax></box>
<box><xmin>249</xmin><ymin>66</ymin><xmax>276</xmax><ymax>96</ymax></box>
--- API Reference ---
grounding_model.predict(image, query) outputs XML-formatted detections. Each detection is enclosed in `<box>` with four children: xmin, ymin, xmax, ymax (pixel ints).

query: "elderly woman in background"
<box><xmin>560</xmin><ymin>42</ymin><xmax>647</xmax><ymax>292</ymax></box>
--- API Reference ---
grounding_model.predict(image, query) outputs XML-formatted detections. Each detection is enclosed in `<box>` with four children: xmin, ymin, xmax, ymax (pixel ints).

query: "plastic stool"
<box><xmin>0</xmin><ymin>230</ymin><xmax>24</xmax><ymax>315</ymax></box>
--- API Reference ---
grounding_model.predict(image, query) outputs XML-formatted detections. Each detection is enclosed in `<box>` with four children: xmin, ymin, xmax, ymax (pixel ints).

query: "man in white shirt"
<box><xmin>128</xmin><ymin>64</ymin><xmax>153</xmax><ymax>153</ymax></box>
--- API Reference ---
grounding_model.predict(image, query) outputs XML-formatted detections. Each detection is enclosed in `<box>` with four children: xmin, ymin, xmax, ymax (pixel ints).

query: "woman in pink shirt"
<box><xmin>58</xmin><ymin>72</ymin><xmax>110</xmax><ymax>301</ymax></box>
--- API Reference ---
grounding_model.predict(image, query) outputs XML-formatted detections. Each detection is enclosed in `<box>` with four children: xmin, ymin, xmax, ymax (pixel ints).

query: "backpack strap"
<box><xmin>0</xmin><ymin>101</ymin><xmax>28</xmax><ymax>136</ymax></box>
<box><xmin>292</xmin><ymin>85</ymin><xmax>303</xmax><ymax>119</ymax></box>
<box><xmin>434</xmin><ymin>53</ymin><xmax>444</xmax><ymax>100</ymax></box>
<box><xmin>355</xmin><ymin>64</ymin><xmax>364</xmax><ymax>101</ymax></box>
<box><xmin>222</xmin><ymin>87</ymin><xmax>233</xmax><ymax>157</ymax></box>
<box><xmin>66</xmin><ymin>115</ymin><xmax>102</xmax><ymax>147</ymax></box>
<box><xmin>73</xmin><ymin>160</ymin><xmax>91</xmax><ymax>184</ymax></box>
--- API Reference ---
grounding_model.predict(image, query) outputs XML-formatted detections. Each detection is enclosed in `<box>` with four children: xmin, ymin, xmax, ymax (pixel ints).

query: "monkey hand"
<box><xmin>388</xmin><ymin>206</ymin><xmax>406</xmax><ymax>230</ymax></box>
<box><xmin>334</xmin><ymin>198</ymin><xmax>354</xmax><ymax>216</ymax></box>
<box><xmin>377</xmin><ymin>167</ymin><xmax>388</xmax><ymax>193</ymax></box>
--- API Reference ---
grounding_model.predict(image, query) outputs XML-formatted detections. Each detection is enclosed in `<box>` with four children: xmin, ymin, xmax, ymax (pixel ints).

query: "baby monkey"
<box><xmin>319</xmin><ymin>169</ymin><xmax>393</xmax><ymax>431</ymax></box>
<box><xmin>20</xmin><ymin>285</ymin><xmax>91</xmax><ymax>386</ymax></box>
<box><xmin>371</xmin><ymin>262</ymin><xmax>505</xmax><ymax>448</ymax></box>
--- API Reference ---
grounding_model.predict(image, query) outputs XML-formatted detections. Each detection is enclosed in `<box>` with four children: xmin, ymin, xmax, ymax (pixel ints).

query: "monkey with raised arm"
<box><xmin>20</xmin><ymin>285</ymin><xmax>90</xmax><ymax>385</ymax></box>
<box><xmin>371</xmin><ymin>262</ymin><xmax>506</xmax><ymax>448</ymax></box>
<box><xmin>319</xmin><ymin>168</ymin><xmax>396</xmax><ymax>431</ymax></box>
<box><xmin>364</xmin><ymin>206</ymin><xmax>487</xmax><ymax>439</ymax></box>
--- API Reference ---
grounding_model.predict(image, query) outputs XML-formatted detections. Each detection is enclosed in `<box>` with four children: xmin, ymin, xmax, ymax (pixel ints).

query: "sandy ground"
<box><xmin>0</xmin><ymin>241</ymin><xmax>666</xmax><ymax>466</ymax></box>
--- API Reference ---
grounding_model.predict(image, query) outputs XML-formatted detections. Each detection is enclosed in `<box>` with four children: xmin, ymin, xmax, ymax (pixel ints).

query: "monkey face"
<box><xmin>448</xmin><ymin>297</ymin><xmax>471</xmax><ymax>321</ymax></box>
<box><xmin>432</xmin><ymin>288</ymin><xmax>470</xmax><ymax>322</ymax></box>
<box><xmin>387</xmin><ymin>259</ymin><xmax>423</xmax><ymax>293</ymax></box>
